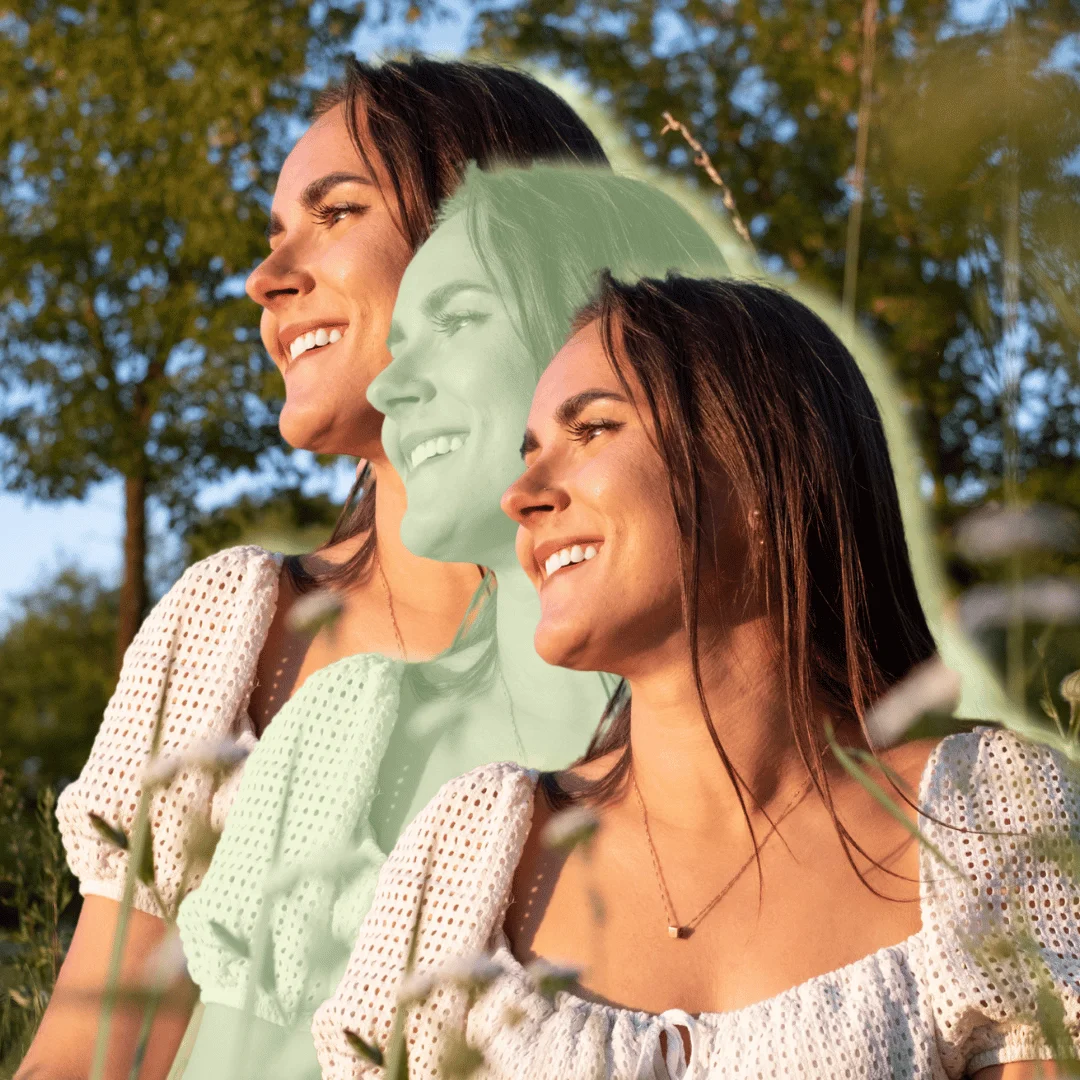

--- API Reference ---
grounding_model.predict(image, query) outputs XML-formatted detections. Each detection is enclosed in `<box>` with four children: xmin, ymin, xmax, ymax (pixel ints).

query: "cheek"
<box><xmin>325</xmin><ymin>222</ymin><xmax>411</xmax><ymax>318</ymax></box>
<box><xmin>261</xmin><ymin>311</ymin><xmax>283</xmax><ymax>373</ymax></box>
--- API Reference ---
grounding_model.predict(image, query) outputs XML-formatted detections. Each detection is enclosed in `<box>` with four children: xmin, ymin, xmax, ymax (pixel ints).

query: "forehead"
<box><xmin>531</xmin><ymin>321</ymin><xmax>619</xmax><ymax>411</ymax></box>
<box><xmin>272</xmin><ymin>105</ymin><xmax>368</xmax><ymax>207</ymax></box>
<box><xmin>395</xmin><ymin>215</ymin><xmax>487</xmax><ymax>310</ymax></box>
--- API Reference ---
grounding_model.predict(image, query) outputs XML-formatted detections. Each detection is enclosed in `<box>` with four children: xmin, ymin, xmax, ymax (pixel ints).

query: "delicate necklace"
<box><xmin>631</xmin><ymin>768</ymin><xmax>813</xmax><ymax>939</ymax></box>
<box><xmin>375</xmin><ymin>553</ymin><xmax>408</xmax><ymax>660</ymax></box>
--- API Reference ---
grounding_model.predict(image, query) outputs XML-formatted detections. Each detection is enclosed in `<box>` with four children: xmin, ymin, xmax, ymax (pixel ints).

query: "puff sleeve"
<box><xmin>55</xmin><ymin>546</ymin><xmax>281</xmax><ymax>916</ymax></box>
<box><xmin>919</xmin><ymin>726</ymin><xmax>1080</xmax><ymax>1076</ymax></box>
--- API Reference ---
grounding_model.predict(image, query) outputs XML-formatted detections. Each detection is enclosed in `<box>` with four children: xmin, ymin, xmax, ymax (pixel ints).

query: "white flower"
<box><xmin>955</xmin><ymin>503</ymin><xmax>1079</xmax><ymax>562</ymax></box>
<box><xmin>865</xmin><ymin>657</ymin><xmax>962</xmax><ymax>748</ymax></box>
<box><xmin>959</xmin><ymin>578</ymin><xmax>1080</xmax><ymax>633</ymax></box>
<box><xmin>398</xmin><ymin>970</ymin><xmax>437</xmax><ymax>1005</ymax></box>
<box><xmin>142</xmin><ymin>927</ymin><xmax>189</xmax><ymax>988</ymax></box>
<box><xmin>541</xmin><ymin>805</ymin><xmax>600</xmax><ymax>853</ymax></box>
<box><xmin>286</xmin><ymin>588</ymin><xmax>345</xmax><ymax>636</ymax></box>
<box><xmin>143</xmin><ymin>736</ymin><xmax>251</xmax><ymax>787</ymax></box>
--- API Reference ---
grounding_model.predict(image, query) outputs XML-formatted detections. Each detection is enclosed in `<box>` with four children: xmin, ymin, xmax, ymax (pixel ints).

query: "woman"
<box><xmin>170</xmin><ymin>165</ymin><xmax>728</xmax><ymax>1079</ymax></box>
<box><xmin>313</xmin><ymin>275</ymin><xmax>1080</xmax><ymax>1079</ymax></box>
<box><xmin>18</xmin><ymin>57</ymin><xmax>608</xmax><ymax>1080</ymax></box>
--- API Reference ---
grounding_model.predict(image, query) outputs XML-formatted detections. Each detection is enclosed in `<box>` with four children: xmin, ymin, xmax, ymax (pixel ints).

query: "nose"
<box><xmin>366</xmin><ymin>342</ymin><xmax>436</xmax><ymax>414</ymax></box>
<box><xmin>245</xmin><ymin>244</ymin><xmax>316</xmax><ymax>312</ymax></box>
<box><xmin>500</xmin><ymin>459</ymin><xmax>570</xmax><ymax>526</ymax></box>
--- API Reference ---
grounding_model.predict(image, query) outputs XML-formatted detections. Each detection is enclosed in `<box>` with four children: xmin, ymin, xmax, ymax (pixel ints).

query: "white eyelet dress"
<box><xmin>56</xmin><ymin>546</ymin><xmax>281</xmax><ymax>915</ymax></box>
<box><xmin>312</xmin><ymin>727</ymin><xmax>1080</xmax><ymax>1080</ymax></box>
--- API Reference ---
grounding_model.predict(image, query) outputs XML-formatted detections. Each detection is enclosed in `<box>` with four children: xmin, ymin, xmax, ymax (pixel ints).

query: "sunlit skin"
<box><xmin>498</xmin><ymin>322</ymin><xmax>1045</xmax><ymax>1080</ymax></box>
<box><xmin>15</xmin><ymin>102</ymin><xmax>482</xmax><ymax>1080</ymax></box>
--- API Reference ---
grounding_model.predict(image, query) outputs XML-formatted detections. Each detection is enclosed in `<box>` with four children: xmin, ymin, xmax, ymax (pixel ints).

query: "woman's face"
<box><xmin>367</xmin><ymin>213</ymin><xmax>538</xmax><ymax>565</ymax></box>
<box><xmin>245</xmin><ymin>103</ymin><xmax>413</xmax><ymax>457</ymax></box>
<box><xmin>500</xmin><ymin>320</ymin><xmax>693</xmax><ymax>676</ymax></box>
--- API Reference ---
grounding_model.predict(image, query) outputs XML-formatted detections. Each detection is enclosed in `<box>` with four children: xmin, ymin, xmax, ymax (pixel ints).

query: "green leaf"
<box><xmin>88</xmin><ymin>813</ymin><xmax>128</xmax><ymax>852</ymax></box>
<box><xmin>345</xmin><ymin>1029</ymin><xmax>385</xmax><ymax>1067</ymax></box>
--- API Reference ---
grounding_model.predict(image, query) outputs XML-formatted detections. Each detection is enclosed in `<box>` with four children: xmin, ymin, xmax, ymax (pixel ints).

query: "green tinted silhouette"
<box><xmin>172</xmin><ymin>163</ymin><xmax>728</xmax><ymax>1080</ymax></box>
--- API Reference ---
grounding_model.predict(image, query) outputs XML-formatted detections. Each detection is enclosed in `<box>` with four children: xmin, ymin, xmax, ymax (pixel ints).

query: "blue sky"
<box><xmin>0</xmin><ymin>4</ymin><xmax>474</xmax><ymax>618</ymax></box>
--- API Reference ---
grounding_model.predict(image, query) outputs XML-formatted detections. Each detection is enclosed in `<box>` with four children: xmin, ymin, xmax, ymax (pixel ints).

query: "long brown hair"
<box><xmin>287</xmin><ymin>58</ymin><xmax>609</xmax><ymax>593</ymax></box>
<box><xmin>541</xmin><ymin>273</ymin><xmax>938</xmax><ymax>888</ymax></box>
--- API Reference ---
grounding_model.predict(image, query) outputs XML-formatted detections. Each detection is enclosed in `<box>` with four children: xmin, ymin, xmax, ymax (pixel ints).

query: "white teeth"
<box><xmin>287</xmin><ymin>326</ymin><xmax>345</xmax><ymax>361</ymax></box>
<box><xmin>407</xmin><ymin>433</ymin><xmax>468</xmax><ymax>471</ymax></box>
<box><xmin>544</xmin><ymin>544</ymin><xmax>601</xmax><ymax>578</ymax></box>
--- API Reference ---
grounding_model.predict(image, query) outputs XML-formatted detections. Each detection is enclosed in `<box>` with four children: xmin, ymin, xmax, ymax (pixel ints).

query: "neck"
<box><xmin>624</xmin><ymin>617</ymin><xmax>812</xmax><ymax>834</ymax></box>
<box><xmin>365</xmin><ymin>455</ymin><xmax>481</xmax><ymax>615</ymax></box>
<box><xmin>488</xmin><ymin>551</ymin><xmax>612</xmax><ymax>763</ymax></box>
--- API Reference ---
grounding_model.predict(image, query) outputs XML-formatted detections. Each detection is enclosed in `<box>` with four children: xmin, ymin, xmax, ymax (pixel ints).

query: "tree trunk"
<box><xmin>116</xmin><ymin>473</ymin><xmax>148</xmax><ymax>673</ymax></box>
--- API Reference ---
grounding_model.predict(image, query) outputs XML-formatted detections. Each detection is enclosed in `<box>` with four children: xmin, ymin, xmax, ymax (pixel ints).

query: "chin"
<box><xmin>278</xmin><ymin>403</ymin><xmax>380</xmax><ymax>457</ymax></box>
<box><xmin>532</xmin><ymin>619</ymin><xmax>605</xmax><ymax>673</ymax></box>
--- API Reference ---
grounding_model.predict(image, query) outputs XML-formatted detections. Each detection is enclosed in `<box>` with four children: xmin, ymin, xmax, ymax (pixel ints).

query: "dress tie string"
<box><xmin>632</xmin><ymin>1009</ymin><xmax>699</xmax><ymax>1080</ymax></box>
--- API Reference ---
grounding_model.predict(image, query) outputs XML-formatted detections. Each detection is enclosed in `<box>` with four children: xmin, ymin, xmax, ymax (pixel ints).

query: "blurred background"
<box><xmin>0</xmin><ymin>0</ymin><xmax>1076</xmax><ymax>1067</ymax></box>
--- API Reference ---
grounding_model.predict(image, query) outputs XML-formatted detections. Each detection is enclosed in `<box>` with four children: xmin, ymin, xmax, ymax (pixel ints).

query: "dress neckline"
<box><xmin>488</xmin><ymin>731</ymin><xmax>959</xmax><ymax>1026</ymax></box>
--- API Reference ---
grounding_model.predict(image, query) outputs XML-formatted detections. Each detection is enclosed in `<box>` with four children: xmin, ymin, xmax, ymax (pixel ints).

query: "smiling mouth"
<box><xmin>286</xmin><ymin>326</ymin><xmax>346</xmax><ymax>364</ymax></box>
<box><xmin>404</xmin><ymin>432</ymin><xmax>470</xmax><ymax>474</ymax></box>
<box><xmin>540</xmin><ymin>542</ymin><xmax>603</xmax><ymax>582</ymax></box>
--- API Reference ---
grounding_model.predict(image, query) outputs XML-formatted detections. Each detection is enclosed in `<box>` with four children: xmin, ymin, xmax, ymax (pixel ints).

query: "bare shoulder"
<box><xmin>876</xmin><ymin>735</ymin><xmax>944</xmax><ymax>795</ymax></box>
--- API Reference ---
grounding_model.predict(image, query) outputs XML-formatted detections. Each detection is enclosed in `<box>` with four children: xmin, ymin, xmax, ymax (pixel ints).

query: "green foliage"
<box><xmin>0</xmin><ymin>778</ymin><xmax>76</xmax><ymax>1077</ymax></box>
<box><xmin>184</xmin><ymin>487</ymin><xmax>341</xmax><ymax>563</ymax></box>
<box><xmin>470</xmin><ymin>0</ymin><xmax>1080</xmax><ymax>512</ymax></box>
<box><xmin>0</xmin><ymin>0</ymin><xmax>363</xmax><ymax>648</ymax></box>
<box><xmin>0</xmin><ymin>568</ymin><xmax>116</xmax><ymax>787</ymax></box>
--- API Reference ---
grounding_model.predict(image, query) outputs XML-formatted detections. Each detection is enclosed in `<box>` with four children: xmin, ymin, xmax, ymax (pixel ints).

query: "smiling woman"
<box><xmin>16</xmin><ymin>56</ymin><xmax>612</xmax><ymax>1080</ymax></box>
<box><xmin>313</xmin><ymin>275</ymin><xmax>1080</xmax><ymax>1080</ymax></box>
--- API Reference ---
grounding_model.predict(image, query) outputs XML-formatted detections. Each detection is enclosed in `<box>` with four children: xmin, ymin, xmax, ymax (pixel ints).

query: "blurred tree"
<box><xmin>0</xmin><ymin>0</ymin><xmax>363</xmax><ymax>668</ymax></box>
<box><xmin>0</xmin><ymin>569</ymin><xmax>116</xmax><ymax>788</ymax></box>
<box><xmin>183</xmin><ymin>488</ymin><xmax>340</xmax><ymax>564</ymax></box>
<box><xmin>469</xmin><ymin>0</ymin><xmax>1080</xmax><ymax>518</ymax></box>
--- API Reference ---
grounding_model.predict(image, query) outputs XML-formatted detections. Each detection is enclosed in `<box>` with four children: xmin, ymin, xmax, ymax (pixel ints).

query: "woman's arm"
<box><xmin>15</xmin><ymin>897</ymin><xmax>196</xmax><ymax>1080</ymax></box>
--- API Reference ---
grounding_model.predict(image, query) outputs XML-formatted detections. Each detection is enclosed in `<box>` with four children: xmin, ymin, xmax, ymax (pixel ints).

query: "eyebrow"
<box><xmin>519</xmin><ymin>389</ymin><xmax>630</xmax><ymax>458</ymax></box>
<box><xmin>266</xmin><ymin>171</ymin><xmax>373</xmax><ymax>241</ymax></box>
<box><xmin>420</xmin><ymin>279</ymin><xmax>492</xmax><ymax>319</ymax></box>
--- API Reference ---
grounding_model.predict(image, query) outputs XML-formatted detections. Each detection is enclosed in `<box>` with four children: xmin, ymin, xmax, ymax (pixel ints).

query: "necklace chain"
<box><xmin>375</xmin><ymin>553</ymin><xmax>408</xmax><ymax>661</ymax></box>
<box><xmin>630</xmin><ymin>768</ymin><xmax>812</xmax><ymax>939</ymax></box>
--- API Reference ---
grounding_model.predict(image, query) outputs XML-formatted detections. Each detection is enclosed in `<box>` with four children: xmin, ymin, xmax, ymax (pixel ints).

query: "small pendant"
<box><xmin>667</xmin><ymin>925</ymin><xmax>681</xmax><ymax>939</ymax></box>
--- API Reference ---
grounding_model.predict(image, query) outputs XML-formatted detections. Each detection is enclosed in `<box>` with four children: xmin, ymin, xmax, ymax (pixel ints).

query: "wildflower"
<box><xmin>286</xmin><ymin>588</ymin><xmax>345</xmax><ymax>636</ymax></box>
<box><xmin>398</xmin><ymin>969</ymin><xmax>437</xmax><ymax>1005</ymax></box>
<box><xmin>143</xmin><ymin>736</ymin><xmax>251</xmax><ymax>787</ymax></box>
<box><xmin>523</xmin><ymin>957</ymin><xmax>582</xmax><ymax>1001</ymax></box>
<box><xmin>954</xmin><ymin>503</ymin><xmax>1079</xmax><ymax>562</ymax></box>
<box><xmin>864</xmin><ymin>657</ymin><xmax>961</xmax><ymax>748</ymax></box>
<box><xmin>1061</xmin><ymin>670</ymin><xmax>1080</xmax><ymax>707</ymax></box>
<box><xmin>541</xmin><ymin>805</ymin><xmax>600</xmax><ymax>854</ymax></box>
<box><xmin>959</xmin><ymin>579</ymin><xmax>1080</xmax><ymax>633</ymax></box>
<box><xmin>439</xmin><ymin>951</ymin><xmax>504</xmax><ymax>993</ymax></box>
<box><xmin>143</xmin><ymin>927</ymin><xmax>189</xmax><ymax>988</ymax></box>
